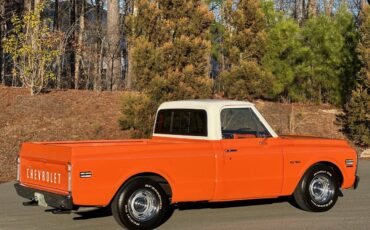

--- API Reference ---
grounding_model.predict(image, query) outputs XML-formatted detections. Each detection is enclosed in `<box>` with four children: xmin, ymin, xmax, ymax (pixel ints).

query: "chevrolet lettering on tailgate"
<box><xmin>26</xmin><ymin>168</ymin><xmax>61</xmax><ymax>184</ymax></box>
<box><xmin>15</xmin><ymin>100</ymin><xmax>360</xmax><ymax>230</ymax></box>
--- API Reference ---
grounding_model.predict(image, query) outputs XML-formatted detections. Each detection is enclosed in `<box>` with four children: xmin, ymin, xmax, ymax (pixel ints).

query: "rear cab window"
<box><xmin>154</xmin><ymin>109</ymin><xmax>208</xmax><ymax>137</ymax></box>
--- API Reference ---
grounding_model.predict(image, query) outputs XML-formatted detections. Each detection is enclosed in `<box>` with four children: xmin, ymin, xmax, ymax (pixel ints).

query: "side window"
<box><xmin>221</xmin><ymin>108</ymin><xmax>271</xmax><ymax>139</ymax></box>
<box><xmin>155</xmin><ymin>109</ymin><xmax>207</xmax><ymax>137</ymax></box>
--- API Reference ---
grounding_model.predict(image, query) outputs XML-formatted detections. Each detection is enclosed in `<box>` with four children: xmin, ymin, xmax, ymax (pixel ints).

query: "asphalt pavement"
<box><xmin>0</xmin><ymin>160</ymin><xmax>369</xmax><ymax>230</ymax></box>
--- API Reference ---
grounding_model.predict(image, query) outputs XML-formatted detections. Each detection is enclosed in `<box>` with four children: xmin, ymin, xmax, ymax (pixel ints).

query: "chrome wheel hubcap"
<box><xmin>128</xmin><ymin>189</ymin><xmax>160</xmax><ymax>222</ymax></box>
<box><xmin>309</xmin><ymin>174</ymin><xmax>334</xmax><ymax>204</ymax></box>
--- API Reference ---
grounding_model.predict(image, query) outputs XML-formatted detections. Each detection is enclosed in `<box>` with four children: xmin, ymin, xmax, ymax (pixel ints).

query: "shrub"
<box><xmin>345</xmin><ymin>88</ymin><xmax>370</xmax><ymax>147</ymax></box>
<box><xmin>119</xmin><ymin>92</ymin><xmax>156</xmax><ymax>138</ymax></box>
<box><xmin>345</xmin><ymin>5</ymin><xmax>370</xmax><ymax>147</ymax></box>
<box><xmin>219</xmin><ymin>60</ymin><xmax>273</xmax><ymax>100</ymax></box>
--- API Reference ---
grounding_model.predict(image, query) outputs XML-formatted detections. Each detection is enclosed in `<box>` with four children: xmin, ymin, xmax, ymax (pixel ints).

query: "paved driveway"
<box><xmin>0</xmin><ymin>161</ymin><xmax>369</xmax><ymax>230</ymax></box>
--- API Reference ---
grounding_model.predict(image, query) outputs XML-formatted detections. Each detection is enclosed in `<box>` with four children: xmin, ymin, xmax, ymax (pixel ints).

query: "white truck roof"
<box><xmin>155</xmin><ymin>100</ymin><xmax>278</xmax><ymax>140</ymax></box>
<box><xmin>159</xmin><ymin>99</ymin><xmax>254</xmax><ymax>111</ymax></box>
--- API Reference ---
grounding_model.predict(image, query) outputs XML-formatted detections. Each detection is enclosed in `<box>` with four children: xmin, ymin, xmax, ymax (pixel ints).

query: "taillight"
<box><xmin>16</xmin><ymin>156</ymin><xmax>21</xmax><ymax>182</ymax></box>
<box><xmin>68</xmin><ymin>163</ymin><xmax>72</xmax><ymax>193</ymax></box>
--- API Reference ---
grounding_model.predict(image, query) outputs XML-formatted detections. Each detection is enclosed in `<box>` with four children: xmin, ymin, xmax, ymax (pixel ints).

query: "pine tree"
<box><xmin>120</xmin><ymin>0</ymin><xmax>214</xmax><ymax>137</ymax></box>
<box><xmin>345</xmin><ymin>5</ymin><xmax>370</xmax><ymax>147</ymax></box>
<box><xmin>296</xmin><ymin>6</ymin><xmax>358</xmax><ymax>105</ymax></box>
<box><xmin>218</xmin><ymin>0</ymin><xmax>271</xmax><ymax>100</ymax></box>
<box><xmin>262</xmin><ymin>16</ymin><xmax>301</xmax><ymax>101</ymax></box>
<box><xmin>263</xmin><ymin>4</ymin><xmax>358</xmax><ymax>104</ymax></box>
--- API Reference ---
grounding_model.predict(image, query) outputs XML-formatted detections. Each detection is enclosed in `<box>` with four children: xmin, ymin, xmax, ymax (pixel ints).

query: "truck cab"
<box><xmin>154</xmin><ymin>100</ymin><xmax>283</xmax><ymax>200</ymax></box>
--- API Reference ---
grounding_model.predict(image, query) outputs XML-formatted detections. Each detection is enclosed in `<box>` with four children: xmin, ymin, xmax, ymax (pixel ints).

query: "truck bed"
<box><xmin>19</xmin><ymin>138</ymin><xmax>210</xmax><ymax>196</ymax></box>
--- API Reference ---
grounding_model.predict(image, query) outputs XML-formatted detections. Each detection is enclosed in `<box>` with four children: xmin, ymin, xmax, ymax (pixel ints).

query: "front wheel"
<box><xmin>293</xmin><ymin>164</ymin><xmax>339</xmax><ymax>212</ymax></box>
<box><xmin>111</xmin><ymin>178</ymin><xmax>172</xmax><ymax>230</ymax></box>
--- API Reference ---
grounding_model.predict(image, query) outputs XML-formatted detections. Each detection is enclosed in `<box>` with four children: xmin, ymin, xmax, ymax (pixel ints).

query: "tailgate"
<box><xmin>19</xmin><ymin>143</ymin><xmax>72</xmax><ymax>195</ymax></box>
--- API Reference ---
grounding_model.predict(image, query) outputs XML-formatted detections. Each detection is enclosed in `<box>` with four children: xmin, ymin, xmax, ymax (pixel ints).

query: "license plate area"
<box><xmin>34</xmin><ymin>192</ymin><xmax>48</xmax><ymax>207</ymax></box>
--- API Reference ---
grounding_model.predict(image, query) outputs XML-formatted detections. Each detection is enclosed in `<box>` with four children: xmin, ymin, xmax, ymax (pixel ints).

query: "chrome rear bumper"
<box><xmin>14</xmin><ymin>183</ymin><xmax>73</xmax><ymax>210</ymax></box>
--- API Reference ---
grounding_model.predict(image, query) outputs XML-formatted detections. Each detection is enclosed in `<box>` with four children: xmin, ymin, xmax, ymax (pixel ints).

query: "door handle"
<box><xmin>259</xmin><ymin>140</ymin><xmax>268</xmax><ymax>145</ymax></box>
<box><xmin>225</xmin><ymin>149</ymin><xmax>238</xmax><ymax>153</ymax></box>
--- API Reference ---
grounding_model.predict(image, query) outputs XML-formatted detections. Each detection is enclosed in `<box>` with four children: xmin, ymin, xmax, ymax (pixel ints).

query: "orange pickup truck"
<box><xmin>15</xmin><ymin>100</ymin><xmax>359</xmax><ymax>230</ymax></box>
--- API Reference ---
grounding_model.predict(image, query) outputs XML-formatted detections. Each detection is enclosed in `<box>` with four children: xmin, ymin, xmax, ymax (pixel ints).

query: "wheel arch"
<box><xmin>301</xmin><ymin>161</ymin><xmax>344</xmax><ymax>188</ymax></box>
<box><xmin>110</xmin><ymin>172</ymin><xmax>173</xmax><ymax>206</ymax></box>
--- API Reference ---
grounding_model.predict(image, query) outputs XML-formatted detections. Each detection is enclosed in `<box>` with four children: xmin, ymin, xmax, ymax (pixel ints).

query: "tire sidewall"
<box><xmin>113</xmin><ymin>178</ymin><xmax>169</xmax><ymax>230</ymax></box>
<box><xmin>302</xmin><ymin>166</ymin><xmax>339</xmax><ymax>212</ymax></box>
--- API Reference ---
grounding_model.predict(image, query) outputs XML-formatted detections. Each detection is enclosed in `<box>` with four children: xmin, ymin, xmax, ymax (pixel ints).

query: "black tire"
<box><xmin>111</xmin><ymin>178</ymin><xmax>171</xmax><ymax>230</ymax></box>
<box><xmin>156</xmin><ymin>204</ymin><xmax>175</xmax><ymax>228</ymax></box>
<box><xmin>293</xmin><ymin>164</ymin><xmax>339</xmax><ymax>212</ymax></box>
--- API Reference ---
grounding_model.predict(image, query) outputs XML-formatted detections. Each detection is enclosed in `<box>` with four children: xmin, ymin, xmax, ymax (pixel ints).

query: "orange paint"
<box><xmin>18</xmin><ymin>135</ymin><xmax>357</xmax><ymax>207</ymax></box>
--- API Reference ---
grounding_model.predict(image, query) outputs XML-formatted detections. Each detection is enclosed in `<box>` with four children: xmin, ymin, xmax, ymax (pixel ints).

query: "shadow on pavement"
<box><xmin>54</xmin><ymin>197</ymin><xmax>297</xmax><ymax>221</ymax></box>
<box><xmin>177</xmin><ymin>196</ymin><xmax>296</xmax><ymax>210</ymax></box>
<box><xmin>73</xmin><ymin>207</ymin><xmax>112</xmax><ymax>220</ymax></box>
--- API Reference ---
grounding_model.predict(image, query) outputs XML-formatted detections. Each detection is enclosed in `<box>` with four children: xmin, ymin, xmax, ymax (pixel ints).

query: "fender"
<box><xmin>109</xmin><ymin>168</ymin><xmax>175</xmax><ymax>206</ymax></box>
<box><xmin>282</xmin><ymin>156</ymin><xmax>347</xmax><ymax>196</ymax></box>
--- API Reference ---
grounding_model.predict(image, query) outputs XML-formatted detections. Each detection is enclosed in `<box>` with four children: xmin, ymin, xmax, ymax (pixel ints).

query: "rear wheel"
<box><xmin>293</xmin><ymin>164</ymin><xmax>339</xmax><ymax>212</ymax></box>
<box><xmin>112</xmin><ymin>178</ymin><xmax>172</xmax><ymax>230</ymax></box>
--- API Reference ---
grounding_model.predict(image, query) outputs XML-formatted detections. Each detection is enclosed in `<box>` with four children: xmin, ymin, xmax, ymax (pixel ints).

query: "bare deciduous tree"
<box><xmin>308</xmin><ymin>0</ymin><xmax>317</xmax><ymax>17</ymax></box>
<box><xmin>107</xmin><ymin>0</ymin><xmax>122</xmax><ymax>91</ymax></box>
<box><xmin>125</xmin><ymin>0</ymin><xmax>136</xmax><ymax>90</ymax></box>
<box><xmin>94</xmin><ymin>0</ymin><xmax>103</xmax><ymax>91</ymax></box>
<box><xmin>323</xmin><ymin>0</ymin><xmax>335</xmax><ymax>16</ymax></box>
<box><xmin>0</xmin><ymin>0</ymin><xmax>4</xmax><ymax>85</ymax></box>
<box><xmin>68</xmin><ymin>0</ymin><xmax>76</xmax><ymax>88</ymax></box>
<box><xmin>74</xmin><ymin>0</ymin><xmax>85</xmax><ymax>89</ymax></box>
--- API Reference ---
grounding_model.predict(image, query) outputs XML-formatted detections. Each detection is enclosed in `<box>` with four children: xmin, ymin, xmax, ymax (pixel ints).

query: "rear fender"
<box><xmin>109</xmin><ymin>169</ymin><xmax>175</xmax><ymax>206</ymax></box>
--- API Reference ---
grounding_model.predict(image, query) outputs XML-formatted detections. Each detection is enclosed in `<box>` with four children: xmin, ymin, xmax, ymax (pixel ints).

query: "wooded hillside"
<box><xmin>0</xmin><ymin>0</ymin><xmax>369</xmax><ymax>146</ymax></box>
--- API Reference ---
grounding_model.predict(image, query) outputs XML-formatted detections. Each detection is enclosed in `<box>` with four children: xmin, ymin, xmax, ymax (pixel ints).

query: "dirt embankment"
<box><xmin>0</xmin><ymin>87</ymin><xmax>346</xmax><ymax>183</ymax></box>
<box><xmin>254</xmin><ymin>100</ymin><xmax>345</xmax><ymax>139</ymax></box>
<box><xmin>0</xmin><ymin>87</ymin><xmax>130</xmax><ymax>183</ymax></box>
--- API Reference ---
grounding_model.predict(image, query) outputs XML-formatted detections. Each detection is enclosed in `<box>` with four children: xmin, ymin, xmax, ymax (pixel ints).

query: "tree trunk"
<box><xmin>94</xmin><ymin>0</ymin><xmax>102</xmax><ymax>91</ymax></box>
<box><xmin>0</xmin><ymin>1</ymin><xmax>4</xmax><ymax>85</ymax></box>
<box><xmin>362</xmin><ymin>0</ymin><xmax>370</xmax><ymax>8</ymax></box>
<box><xmin>293</xmin><ymin>0</ymin><xmax>300</xmax><ymax>20</ymax></box>
<box><xmin>74</xmin><ymin>0</ymin><xmax>85</xmax><ymax>90</ymax></box>
<box><xmin>126</xmin><ymin>45</ymin><xmax>133</xmax><ymax>89</ymax></box>
<box><xmin>107</xmin><ymin>0</ymin><xmax>121</xmax><ymax>91</ymax></box>
<box><xmin>301</xmin><ymin>0</ymin><xmax>306</xmax><ymax>20</ymax></box>
<box><xmin>324</xmin><ymin>0</ymin><xmax>335</xmax><ymax>16</ymax></box>
<box><xmin>34</xmin><ymin>0</ymin><xmax>41</xmax><ymax>9</ymax></box>
<box><xmin>53</xmin><ymin>0</ymin><xmax>61</xmax><ymax>88</ymax></box>
<box><xmin>24</xmin><ymin>0</ymin><xmax>32</xmax><ymax>11</ymax></box>
<box><xmin>53</xmin><ymin>0</ymin><xmax>59</xmax><ymax>31</ymax></box>
<box><xmin>125</xmin><ymin>1</ymin><xmax>137</xmax><ymax>90</ymax></box>
<box><xmin>308</xmin><ymin>0</ymin><xmax>317</xmax><ymax>17</ymax></box>
<box><xmin>68</xmin><ymin>0</ymin><xmax>76</xmax><ymax>88</ymax></box>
